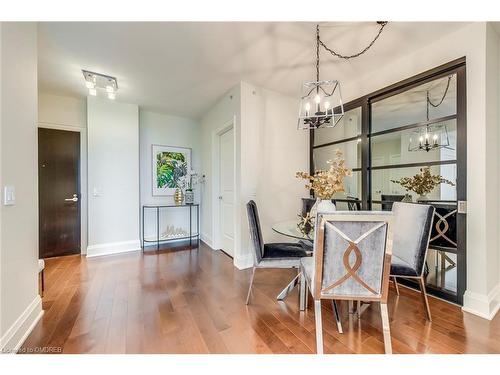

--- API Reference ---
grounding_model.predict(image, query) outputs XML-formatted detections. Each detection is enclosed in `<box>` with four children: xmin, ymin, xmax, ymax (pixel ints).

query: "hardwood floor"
<box><xmin>21</xmin><ymin>242</ymin><xmax>500</xmax><ymax>354</ymax></box>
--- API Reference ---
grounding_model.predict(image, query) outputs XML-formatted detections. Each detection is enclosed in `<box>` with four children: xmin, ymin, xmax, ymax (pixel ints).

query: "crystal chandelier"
<box><xmin>298</xmin><ymin>22</ymin><xmax>388</xmax><ymax>130</ymax></box>
<box><xmin>408</xmin><ymin>76</ymin><xmax>454</xmax><ymax>152</ymax></box>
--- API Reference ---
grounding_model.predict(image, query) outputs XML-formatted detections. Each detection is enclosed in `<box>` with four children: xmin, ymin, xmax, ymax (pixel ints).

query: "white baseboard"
<box><xmin>234</xmin><ymin>252</ymin><xmax>253</xmax><ymax>270</ymax></box>
<box><xmin>86</xmin><ymin>239</ymin><xmax>141</xmax><ymax>258</ymax></box>
<box><xmin>0</xmin><ymin>295</ymin><xmax>43</xmax><ymax>353</ymax></box>
<box><xmin>462</xmin><ymin>283</ymin><xmax>500</xmax><ymax>320</ymax></box>
<box><xmin>200</xmin><ymin>233</ymin><xmax>213</xmax><ymax>248</ymax></box>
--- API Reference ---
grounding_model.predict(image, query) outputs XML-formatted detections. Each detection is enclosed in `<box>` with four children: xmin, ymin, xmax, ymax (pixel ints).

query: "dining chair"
<box><xmin>300</xmin><ymin>213</ymin><xmax>394</xmax><ymax>354</ymax></box>
<box><xmin>246</xmin><ymin>200</ymin><xmax>309</xmax><ymax>304</ymax></box>
<box><xmin>346</xmin><ymin>196</ymin><xmax>361</xmax><ymax>211</ymax></box>
<box><xmin>390</xmin><ymin>202</ymin><xmax>435</xmax><ymax>321</ymax></box>
<box><xmin>381</xmin><ymin>194</ymin><xmax>406</xmax><ymax>211</ymax></box>
<box><xmin>423</xmin><ymin>201</ymin><xmax>458</xmax><ymax>271</ymax></box>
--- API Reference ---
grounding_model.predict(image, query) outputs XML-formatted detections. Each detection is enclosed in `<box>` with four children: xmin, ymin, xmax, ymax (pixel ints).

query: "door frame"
<box><xmin>211</xmin><ymin>118</ymin><xmax>236</xmax><ymax>254</ymax></box>
<box><xmin>38</xmin><ymin>122</ymin><xmax>87</xmax><ymax>255</ymax></box>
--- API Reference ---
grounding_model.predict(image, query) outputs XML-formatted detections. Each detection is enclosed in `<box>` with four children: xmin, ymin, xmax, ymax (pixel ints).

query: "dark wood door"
<box><xmin>39</xmin><ymin>128</ymin><xmax>81</xmax><ymax>258</ymax></box>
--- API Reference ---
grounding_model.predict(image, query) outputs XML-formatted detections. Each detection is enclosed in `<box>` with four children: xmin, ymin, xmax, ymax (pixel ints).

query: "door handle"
<box><xmin>65</xmin><ymin>194</ymin><xmax>79</xmax><ymax>202</ymax></box>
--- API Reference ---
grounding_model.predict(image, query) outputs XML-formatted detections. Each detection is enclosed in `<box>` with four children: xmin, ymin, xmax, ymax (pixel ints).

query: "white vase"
<box><xmin>311</xmin><ymin>198</ymin><xmax>336</xmax><ymax>217</ymax></box>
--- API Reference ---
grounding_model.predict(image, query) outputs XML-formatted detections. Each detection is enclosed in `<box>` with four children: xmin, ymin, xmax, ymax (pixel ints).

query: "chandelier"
<box><xmin>298</xmin><ymin>22</ymin><xmax>388</xmax><ymax>130</ymax></box>
<box><xmin>408</xmin><ymin>76</ymin><xmax>454</xmax><ymax>152</ymax></box>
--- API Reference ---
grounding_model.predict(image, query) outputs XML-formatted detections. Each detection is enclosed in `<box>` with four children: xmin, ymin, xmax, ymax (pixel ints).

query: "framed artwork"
<box><xmin>152</xmin><ymin>145</ymin><xmax>191</xmax><ymax>196</ymax></box>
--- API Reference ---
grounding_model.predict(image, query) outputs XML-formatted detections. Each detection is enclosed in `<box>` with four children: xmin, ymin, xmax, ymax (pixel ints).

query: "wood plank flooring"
<box><xmin>21</xmin><ymin>242</ymin><xmax>500</xmax><ymax>354</ymax></box>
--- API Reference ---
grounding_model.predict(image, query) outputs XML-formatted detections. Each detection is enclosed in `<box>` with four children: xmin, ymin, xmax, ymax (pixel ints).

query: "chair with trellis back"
<box><xmin>299</xmin><ymin>213</ymin><xmax>394</xmax><ymax>354</ymax></box>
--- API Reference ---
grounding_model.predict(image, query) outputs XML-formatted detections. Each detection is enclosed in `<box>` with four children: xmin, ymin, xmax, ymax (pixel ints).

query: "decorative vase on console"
<box><xmin>174</xmin><ymin>188</ymin><xmax>184</xmax><ymax>205</ymax></box>
<box><xmin>296</xmin><ymin>149</ymin><xmax>352</xmax><ymax>217</ymax></box>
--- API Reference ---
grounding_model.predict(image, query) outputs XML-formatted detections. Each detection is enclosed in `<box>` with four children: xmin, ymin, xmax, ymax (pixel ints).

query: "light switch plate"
<box><xmin>458</xmin><ymin>200</ymin><xmax>467</xmax><ymax>214</ymax></box>
<box><xmin>4</xmin><ymin>186</ymin><xmax>15</xmax><ymax>206</ymax></box>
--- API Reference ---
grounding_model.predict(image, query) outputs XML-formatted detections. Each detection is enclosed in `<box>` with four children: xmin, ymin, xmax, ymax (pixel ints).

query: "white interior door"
<box><xmin>218</xmin><ymin>127</ymin><xmax>235</xmax><ymax>256</ymax></box>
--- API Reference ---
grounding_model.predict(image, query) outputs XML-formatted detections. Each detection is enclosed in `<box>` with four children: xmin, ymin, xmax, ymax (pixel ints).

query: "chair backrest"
<box><xmin>381</xmin><ymin>194</ymin><xmax>405</xmax><ymax>211</ymax></box>
<box><xmin>246</xmin><ymin>200</ymin><xmax>264</xmax><ymax>264</ymax></box>
<box><xmin>301</xmin><ymin>197</ymin><xmax>316</xmax><ymax>216</ymax></box>
<box><xmin>425</xmin><ymin>202</ymin><xmax>457</xmax><ymax>251</ymax></box>
<box><xmin>346</xmin><ymin>196</ymin><xmax>361</xmax><ymax>211</ymax></box>
<box><xmin>391</xmin><ymin>202</ymin><xmax>435</xmax><ymax>276</ymax></box>
<box><xmin>313</xmin><ymin>214</ymin><xmax>393</xmax><ymax>302</ymax></box>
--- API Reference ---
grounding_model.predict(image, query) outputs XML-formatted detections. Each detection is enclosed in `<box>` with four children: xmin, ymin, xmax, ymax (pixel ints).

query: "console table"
<box><xmin>142</xmin><ymin>204</ymin><xmax>200</xmax><ymax>251</ymax></box>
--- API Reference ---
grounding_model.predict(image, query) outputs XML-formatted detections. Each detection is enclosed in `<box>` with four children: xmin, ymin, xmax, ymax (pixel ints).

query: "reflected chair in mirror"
<box><xmin>424</xmin><ymin>202</ymin><xmax>458</xmax><ymax>272</ymax></box>
<box><xmin>390</xmin><ymin>202</ymin><xmax>435</xmax><ymax>321</ymax></box>
<box><xmin>381</xmin><ymin>194</ymin><xmax>406</xmax><ymax>211</ymax></box>
<box><xmin>301</xmin><ymin>197</ymin><xmax>316</xmax><ymax>216</ymax></box>
<box><xmin>300</xmin><ymin>213</ymin><xmax>394</xmax><ymax>354</ymax></box>
<box><xmin>246</xmin><ymin>200</ymin><xmax>309</xmax><ymax>305</ymax></box>
<box><xmin>346</xmin><ymin>196</ymin><xmax>361</xmax><ymax>211</ymax></box>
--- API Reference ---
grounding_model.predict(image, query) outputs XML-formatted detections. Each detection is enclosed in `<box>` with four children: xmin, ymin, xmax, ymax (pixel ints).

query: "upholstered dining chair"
<box><xmin>390</xmin><ymin>202</ymin><xmax>435</xmax><ymax>321</ymax></box>
<box><xmin>300</xmin><ymin>213</ymin><xmax>394</xmax><ymax>354</ymax></box>
<box><xmin>246</xmin><ymin>200</ymin><xmax>309</xmax><ymax>305</ymax></box>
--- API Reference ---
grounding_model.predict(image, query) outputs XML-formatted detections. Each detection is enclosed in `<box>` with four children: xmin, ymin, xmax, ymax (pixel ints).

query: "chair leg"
<box><xmin>299</xmin><ymin>273</ymin><xmax>306</xmax><ymax>311</ymax></box>
<box><xmin>348</xmin><ymin>300</ymin><xmax>354</xmax><ymax>314</ymax></box>
<box><xmin>246</xmin><ymin>267</ymin><xmax>256</xmax><ymax>305</ymax></box>
<box><xmin>393</xmin><ymin>276</ymin><xmax>400</xmax><ymax>296</ymax></box>
<box><xmin>419</xmin><ymin>277</ymin><xmax>432</xmax><ymax>321</ymax></box>
<box><xmin>332</xmin><ymin>300</ymin><xmax>343</xmax><ymax>334</ymax></box>
<box><xmin>380</xmin><ymin>303</ymin><xmax>392</xmax><ymax>354</ymax></box>
<box><xmin>314</xmin><ymin>300</ymin><xmax>324</xmax><ymax>354</ymax></box>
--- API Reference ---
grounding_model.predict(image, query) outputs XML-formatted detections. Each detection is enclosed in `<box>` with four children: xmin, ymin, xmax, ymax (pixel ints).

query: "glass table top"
<box><xmin>272</xmin><ymin>211</ymin><xmax>393</xmax><ymax>241</ymax></box>
<box><xmin>272</xmin><ymin>220</ymin><xmax>313</xmax><ymax>240</ymax></box>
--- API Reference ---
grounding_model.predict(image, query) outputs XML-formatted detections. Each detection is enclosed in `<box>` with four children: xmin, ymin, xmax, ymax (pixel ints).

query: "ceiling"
<box><xmin>38</xmin><ymin>22</ymin><xmax>468</xmax><ymax>119</ymax></box>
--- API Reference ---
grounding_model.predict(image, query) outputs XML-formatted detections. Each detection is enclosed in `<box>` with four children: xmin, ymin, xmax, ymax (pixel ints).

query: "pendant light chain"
<box><xmin>317</xmin><ymin>21</ymin><xmax>388</xmax><ymax>60</ymax></box>
<box><xmin>316</xmin><ymin>24</ymin><xmax>321</xmax><ymax>82</ymax></box>
<box><xmin>426</xmin><ymin>76</ymin><xmax>452</xmax><ymax>121</ymax></box>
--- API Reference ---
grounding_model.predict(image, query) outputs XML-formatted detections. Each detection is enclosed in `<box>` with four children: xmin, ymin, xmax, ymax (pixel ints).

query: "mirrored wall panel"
<box><xmin>371</xmin><ymin>74</ymin><xmax>457</xmax><ymax>133</ymax></box>
<box><xmin>371</xmin><ymin>120</ymin><xmax>457</xmax><ymax>167</ymax></box>
<box><xmin>313</xmin><ymin>139</ymin><xmax>361</xmax><ymax>171</ymax></box>
<box><xmin>371</xmin><ymin>164</ymin><xmax>457</xmax><ymax>204</ymax></box>
<box><xmin>313</xmin><ymin>107</ymin><xmax>362</xmax><ymax>146</ymax></box>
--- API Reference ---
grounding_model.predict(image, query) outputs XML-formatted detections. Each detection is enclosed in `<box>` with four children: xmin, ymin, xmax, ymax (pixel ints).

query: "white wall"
<box><xmin>338</xmin><ymin>22</ymin><xmax>499</xmax><ymax>319</ymax></box>
<box><xmin>39</xmin><ymin>93</ymin><xmax>86</xmax><ymax>128</ymax></box>
<box><xmin>87</xmin><ymin>96</ymin><xmax>140</xmax><ymax>257</ymax></box>
<box><xmin>485</xmin><ymin>24</ymin><xmax>499</xmax><ymax>306</ymax></box>
<box><xmin>37</xmin><ymin>93</ymin><xmax>88</xmax><ymax>253</ymax></box>
<box><xmin>200</xmin><ymin>82</ymin><xmax>308</xmax><ymax>269</ymax></box>
<box><xmin>0</xmin><ymin>22</ymin><xmax>42</xmax><ymax>352</ymax></box>
<box><xmin>139</xmin><ymin>110</ymin><xmax>201</xmax><ymax>243</ymax></box>
<box><xmin>241</xmin><ymin>83</ymin><xmax>309</xmax><ymax>245</ymax></box>
<box><xmin>200</xmin><ymin>84</ymin><xmax>241</xmax><ymax>253</ymax></box>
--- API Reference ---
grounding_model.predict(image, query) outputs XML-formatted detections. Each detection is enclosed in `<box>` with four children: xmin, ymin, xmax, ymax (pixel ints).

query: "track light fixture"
<box><xmin>82</xmin><ymin>70</ymin><xmax>118</xmax><ymax>100</ymax></box>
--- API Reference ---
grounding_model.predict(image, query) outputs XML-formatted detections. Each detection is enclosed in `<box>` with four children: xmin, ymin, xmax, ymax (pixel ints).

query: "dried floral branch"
<box><xmin>296</xmin><ymin>149</ymin><xmax>352</xmax><ymax>199</ymax></box>
<box><xmin>391</xmin><ymin>167</ymin><xmax>455</xmax><ymax>196</ymax></box>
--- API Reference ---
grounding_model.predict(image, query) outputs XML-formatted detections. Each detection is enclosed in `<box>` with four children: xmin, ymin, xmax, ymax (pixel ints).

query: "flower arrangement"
<box><xmin>177</xmin><ymin>171</ymin><xmax>199</xmax><ymax>191</ymax></box>
<box><xmin>391</xmin><ymin>167</ymin><xmax>455</xmax><ymax>197</ymax></box>
<box><xmin>296</xmin><ymin>150</ymin><xmax>352</xmax><ymax>199</ymax></box>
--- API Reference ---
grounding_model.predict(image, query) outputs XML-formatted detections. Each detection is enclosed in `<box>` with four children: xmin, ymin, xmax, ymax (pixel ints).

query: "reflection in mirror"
<box><xmin>314</xmin><ymin>107</ymin><xmax>361</xmax><ymax>146</ymax></box>
<box><xmin>426</xmin><ymin>249</ymin><xmax>457</xmax><ymax>293</ymax></box>
<box><xmin>372</xmin><ymin>74</ymin><xmax>457</xmax><ymax>133</ymax></box>
<box><xmin>313</xmin><ymin>139</ymin><xmax>361</xmax><ymax>171</ymax></box>
<box><xmin>371</xmin><ymin>120</ymin><xmax>457</xmax><ymax>167</ymax></box>
<box><xmin>333</xmin><ymin>171</ymin><xmax>361</xmax><ymax>202</ymax></box>
<box><xmin>371</xmin><ymin>164</ymin><xmax>457</xmax><ymax>202</ymax></box>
